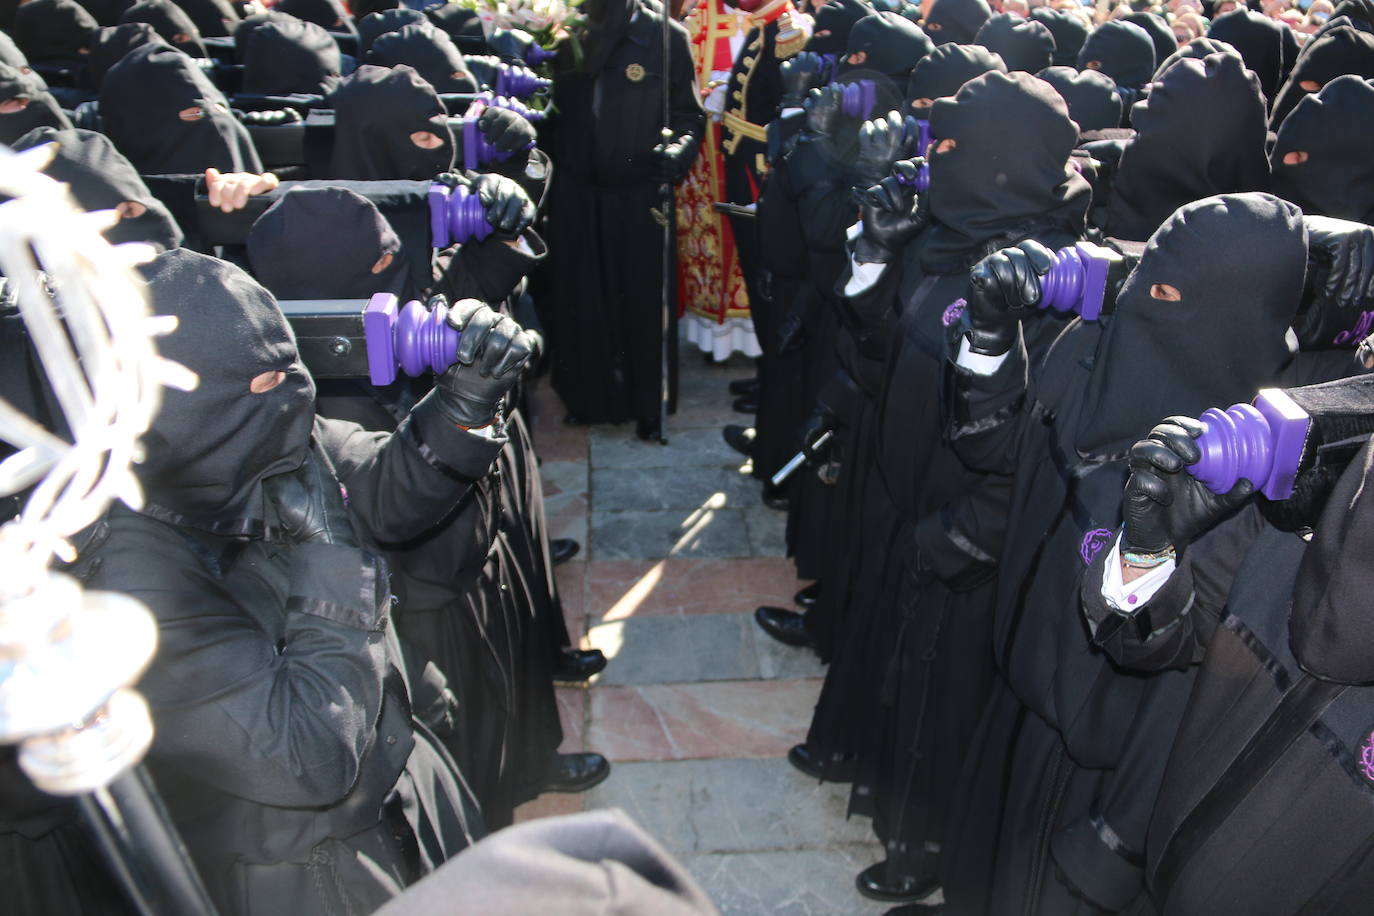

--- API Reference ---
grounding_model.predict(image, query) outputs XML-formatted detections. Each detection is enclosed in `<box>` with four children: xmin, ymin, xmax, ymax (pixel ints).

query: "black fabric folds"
<box><xmin>85</xmin><ymin>22</ymin><xmax>166</xmax><ymax>89</ymax></box>
<box><xmin>74</xmin><ymin>0</ymin><xmax>132</xmax><ymax>26</ymax></box>
<box><xmin>329</xmin><ymin>63</ymin><xmax>454</xmax><ymax>178</ymax></box>
<box><xmin>100</xmin><ymin>42</ymin><xmax>263</xmax><ymax>174</ymax></box>
<box><xmin>1109</xmin><ymin>53</ymin><xmax>1269</xmax><ymax>242</ymax></box>
<box><xmin>1154</xmin><ymin>35</ymin><xmax>1241</xmax><ymax>79</ymax></box>
<box><xmin>1077</xmin><ymin>192</ymin><xmax>1306</xmax><ymax>456</ymax></box>
<box><xmin>173</xmin><ymin>0</ymin><xmax>238</xmax><ymax>38</ymax></box>
<box><xmin>275</xmin><ymin>0</ymin><xmax>356</xmax><ymax>38</ymax></box>
<box><xmin>425</xmin><ymin>1</ymin><xmax>488</xmax><ymax>53</ymax></box>
<box><xmin>974</xmin><ymin>12</ymin><xmax>1054</xmax><ymax>73</ymax></box>
<box><xmin>14</xmin><ymin>0</ymin><xmax>99</xmax><ymax>61</ymax></box>
<box><xmin>1031</xmin><ymin>7</ymin><xmax>1087</xmax><ymax>67</ymax></box>
<box><xmin>1269</xmin><ymin>24</ymin><xmax>1374</xmax><ymax>128</ymax></box>
<box><xmin>0</xmin><ymin>63</ymin><xmax>71</xmax><ymax>144</ymax></box>
<box><xmin>233</xmin><ymin>8</ymin><xmax>295</xmax><ymax>46</ymax></box>
<box><xmin>1077</xmin><ymin>19</ymin><xmax>1155</xmax><ymax>92</ymax></box>
<box><xmin>1037</xmin><ymin>64</ymin><xmax>1120</xmax><ymax>132</ymax></box>
<box><xmin>248</xmin><ymin>186</ymin><xmax>404</xmax><ymax>299</ymax></box>
<box><xmin>1122</xmin><ymin>11</ymin><xmax>1175</xmax><ymax>70</ymax></box>
<box><xmin>358</xmin><ymin>7</ymin><xmax>426</xmax><ymax>53</ymax></box>
<box><xmin>135</xmin><ymin>248</ymin><xmax>315</xmax><ymax>532</ymax></box>
<box><xmin>922</xmin><ymin>0</ymin><xmax>990</xmax><ymax>46</ymax></box>
<box><xmin>1207</xmin><ymin>8</ymin><xmax>1290</xmax><ymax>103</ymax></box>
<box><xmin>15</xmin><ymin>125</ymin><xmax>184</xmax><ymax>249</ymax></box>
<box><xmin>924</xmin><ymin>70</ymin><xmax>1090</xmax><ymax>267</ymax></box>
<box><xmin>368</xmin><ymin>23</ymin><xmax>477</xmax><ymax>92</ymax></box>
<box><xmin>806</xmin><ymin>0</ymin><xmax>868</xmax><ymax>55</ymax></box>
<box><xmin>905</xmin><ymin>41</ymin><xmax>1005</xmax><ymax>113</ymax></box>
<box><xmin>241</xmin><ymin>19</ymin><xmax>342</xmax><ymax>95</ymax></box>
<box><xmin>119</xmin><ymin>0</ymin><xmax>206</xmax><ymax>57</ymax></box>
<box><xmin>1271</xmin><ymin>75</ymin><xmax>1374</xmax><ymax>222</ymax></box>
<box><xmin>842</xmin><ymin>11</ymin><xmax>932</xmax><ymax>79</ymax></box>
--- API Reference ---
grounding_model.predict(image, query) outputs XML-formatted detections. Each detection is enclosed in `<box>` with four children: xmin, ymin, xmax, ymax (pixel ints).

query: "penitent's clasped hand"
<box><xmin>477</xmin><ymin>106</ymin><xmax>538</xmax><ymax>155</ymax></box>
<box><xmin>265</xmin><ymin>449</ymin><xmax>362</xmax><ymax>548</ymax></box>
<box><xmin>433</xmin><ymin>297</ymin><xmax>535</xmax><ymax>429</ymax></box>
<box><xmin>963</xmin><ymin>239</ymin><xmax>1055</xmax><ymax>356</ymax></box>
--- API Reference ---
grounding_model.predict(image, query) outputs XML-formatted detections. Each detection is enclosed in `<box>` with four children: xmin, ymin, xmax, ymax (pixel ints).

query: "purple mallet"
<box><xmin>1188</xmin><ymin>388</ymin><xmax>1311</xmax><ymax>501</ymax></box>
<box><xmin>838</xmin><ymin>79</ymin><xmax>877</xmax><ymax>120</ymax></box>
<box><xmin>364</xmin><ymin>293</ymin><xmax>462</xmax><ymax>386</ymax></box>
<box><xmin>1035</xmin><ymin>242</ymin><xmax>1128</xmax><ymax>322</ymax></box>
<box><xmin>428</xmin><ymin>181</ymin><xmax>495</xmax><ymax>249</ymax></box>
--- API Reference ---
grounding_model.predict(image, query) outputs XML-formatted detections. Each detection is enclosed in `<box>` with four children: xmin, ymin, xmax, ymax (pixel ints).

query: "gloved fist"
<box><xmin>1123</xmin><ymin>416</ymin><xmax>1255</xmax><ymax>555</ymax></box>
<box><xmin>964</xmin><ymin>239</ymin><xmax>1054</xmax><ymax>356</ymax></box>
<box><xmin>473</xmin><ymin>172</ymin><xmax>536</xmax><ymax>238</ymax></box>
<box><xmin>1304</xmin><ymin>214</ymin><xmax>1374</xmax><ymax>309</ymax></box>
<box><xmin>477</xmin><ymin>105</ymin><xmax>538</xmax><ymax>155</ymax></box>
<box><xmin>854</xmin><ymin>164</ymin><xmax>924</xmax><ymax>263</ymax></box>
<box><xmin>799</xmin><ymin>408</ymin><xmax>835</xmax><ymax>462</ymax></box>
<box><xmin>434</xmin><ymin>297</ymin><xmax>534</xmax><ymax>428</ymax></box>
<box><xmin>802</xmin><ymin>84</ymin><xmax>843</xmax><ymax>138</ymax></box>
<box><xmin>855</xmin><ymin>111</ymin><xmax>911</xmax><ymax>188</ymax></box>
<box><xmin>780</xmin><ymin>51</ymin><xmax>827</xmax><ymax>109</ymax></box>
<box><xmin>265</xmin><ymin>449</ymin><xmax>360</xmax><ymax>548</ymax></box>
<box><xmin>651</xmin><ymin>133</ymin><xmax>700</xmax><ymax>184</ymax></box>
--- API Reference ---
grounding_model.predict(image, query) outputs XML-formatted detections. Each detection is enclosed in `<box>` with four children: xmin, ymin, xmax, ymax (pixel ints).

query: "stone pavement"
<box><xmin>513</xmin><ymin>343</ymin><xmax>890</xmax><ymax>915</ymax></box>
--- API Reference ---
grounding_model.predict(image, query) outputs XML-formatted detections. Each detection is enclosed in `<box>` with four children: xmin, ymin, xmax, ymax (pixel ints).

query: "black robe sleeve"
<box><xmin>943</xmin><ymin>321</ymin><xmax>1033</xmax><ymax>475</ymax></box>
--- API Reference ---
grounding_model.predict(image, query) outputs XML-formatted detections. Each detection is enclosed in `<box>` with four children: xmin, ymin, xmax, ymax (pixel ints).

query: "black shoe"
<box><xmin>884</xmin><ymin>906</ymin><xmax>942</xmax><ymax>915</ymax></box>
<box><xmin>550</xmin><ymin>538</ymin><xmax>581</xmax><ymax>566</ymax></box>
<box><xmin>733</xmin><ymin>394</ymin><xmax>759</xmax><ymax>414</ymax></box>
<box><xmin>786</xmin><ymin>742</ymin><xmax>856</xmax><ymax>782</ymax></box>
<box><xmin>794</xmin><ymin>582</ymin><xmax>820</xmax><ymax>609</ymax></box>
<box><xmin>762</xmin><ymin>484</ymin><xmax>790</xmax><ymax>511</ymax></box>
<box><xmin>537</xmin><ymin>752</ymin><xmax>611</xmax><ymax>794</ymax></box>
<box><xmin>754</xmin><ymin>605</ymin><xmax>812</xmax><ymax>648</ymax></box>
<box><xmin>723</xmin><ymin>424</ymin><xmax>756</xmax><ymax>457</ymax></box>
<box><xmin>552</xmin><ymin>648</ymin><xmax>606</xmax><ymax>682</ymax></box>
<box><xmin>636</xmin><ymin>418</ymin><xmax>665</xmax><ymax>443</ymax></box>
<box><xmin>729</xmin><ymin>376</ymin><xmax>760</xmax><ymax>396</ymax></box>
<box><xmin>856</xmin><ymin>862</ymin><xmax>940</xmax><ymax>904</ymax></box>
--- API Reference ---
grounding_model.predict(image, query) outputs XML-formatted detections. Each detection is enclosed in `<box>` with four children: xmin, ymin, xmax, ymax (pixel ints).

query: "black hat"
<box><xmin>975</xmin><ymin>12</ymin><xmax>1055</xmax><ymax>73</ymax></box>
<box><xmin>1031</xmin><ymin>7</ymin><xmax>1088</xmax><ymax>67</ymax></box>
<box><xmin>1037</xmin><ymin>64</ymin><xmax>1121</xmax><ymax>132</ymax></box>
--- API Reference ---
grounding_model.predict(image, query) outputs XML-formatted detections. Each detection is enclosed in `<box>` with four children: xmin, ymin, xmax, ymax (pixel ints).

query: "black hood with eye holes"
<box><xmin>135</xmin><ymin>248</ymin><xmax>316</xmax><ymax>535</ymax></box>
<box><xmin>173</xmin><ymin>0</ymin><xmax>239</xmax><ymax>38</ymax></box>
<box><xmin>923</xmin><ymin>0</ymin><xmax>990</xmax><ymax>46</ymax></box>
<box><xmin>1031</xmin><ymin>7</ymin><xmax>1088</xmax><ymax>68</ymax></box>
<box><xmin>1077</xmin><ymin>19</ymin><xmax>1155</xmax><ymax>92</ymax></box>
<box><xmin>275</xmin><ymin>0</ymin><xmax>357</xmax><ymax>37</ymax></box>
<box><xmin>1271</xmin><ymin>74</ymin><xmax>1374</xmax><ymax>223</ymax></box>
<box><xmin>1037</xmin><ymin>65</ymin><xmax>1120</xmax><ymax>133</ymax></box>
<box><xmin>841</xmin><ymin>12</ymin><xmax>933</xmax><ymax>80</ymax></box>
<box><xmin>1269</xmin><ymin>24</ymin><xmax>1374</xmax><ymax>128</ymax></box>
<box><xmin>1154</xmin><ymin>35</ymin><xmax>1241</xmax><ymax>80</ymax></box>
<box><xmin>975</xmin><ymin>12</ymin><xmax>1054</xmax><ymax>73</ymax></box>
<box><xmin>241</xmin><ymin>19</ymin><xmax>342</xmax><ymax>95</ymax></box>
<box><xmin>905</xmin><ymin>41</ymin><xmax>1005</xmax><ymax>114</ymax></box>
<box><xmin>0</xmin><ymin>63</ymin><xmax>72</xmax><ymax>145</ymax></box>
<box><xmin>1207</xmin><ymin>9</ymin><xmax>1290</xmax><ymax>103</ymax></box>
<box><xmin>329</xmin><ymin>63</ymin><xmax>455</xmax><ymax>179</ymax></box>
<box><xmin>807</xmin><ymin>0</ymin><xmax>869</xmax><ymax>55</ymax></box>
<box><xmin>368</xmin><ymin>23</ymin><xmax>477</xmax><ymax>93</ymax></box>
<box><xmin>1122</xmin><ymin>11</ymin><xmax>1175</xmax><ymax>72</ymax></box>
<box><xmin>358</xmin><ymin>7</ymin><xmax>426</xmax><ymax>54</ymax></box>
<box><xmin>119</xmin><ymin>0</ymin><xmax>207</xmax><ymax>57</ymax></box>
<box><xmin>14</xmin><ymin>0</ymin><xmax>99</xmax><ymax>61</ymax></box>
<box><xmin>85</xmin><ymin>23</ymin><xmax>167</xmax><ymax>90</ymax></box>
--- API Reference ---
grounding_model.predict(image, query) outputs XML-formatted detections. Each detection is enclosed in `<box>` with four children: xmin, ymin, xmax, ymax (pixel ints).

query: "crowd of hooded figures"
<box><xmin>2</xmin><ymin>0</ymin><xmax>1374</xmax><ymax>912</ymax></box>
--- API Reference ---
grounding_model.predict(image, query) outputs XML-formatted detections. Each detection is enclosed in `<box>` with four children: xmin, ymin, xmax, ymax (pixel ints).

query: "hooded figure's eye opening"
<box><xmin>179</xmin><ymin>106</ymin><xmax>206</xmax><ymax>122</ymax></box>
<box><xmin>1150</xmin><ymin>283</ymin><xmax>1182</xmax><ymax>301</ymax></box>
<box><xmin>114</xmin><ymin>200</ymin><xmax>147</xmax><ymax>220</ymax></box>
<box><xmin>1299</xmin><ymin>79</ymin><xmax>1322</xmax><ymax>92</ymax></box>
<box><xmin>933</xmin><ymin>137</ymin><xmax>957</xmax><ymax>154</ymax></box>
<box><xmin>371</xmin><ymin>251</ymin><xmax>395</xmax><ymax>274</ymax></box>
<box><xmin>1084</xmin><ymin>60</ymin><xmax>1102</xmax><ymax>70</ymax></box>
<box><xmin>250</xmin><ymin>370</ymin><xmax>286</xmax><ymax>393</ymax></box>
<box><xmin>848</xmin><ymin>50</ymin><xmax>867</xmax><ymax>65</ymax></box>
<box><xmin>1283</xmin><ymin>150</ymin><xmax>1309</xmax><ymax>166</ymax></box>
<box><xmin>410</xmin><ymin>130</ymin><xmax>444</xmax><ymax>150</ymax></box>
<box><xmin>0</xmin><ymin>97</ymin><xmax>29</xmax><ymax>114</ymax></box>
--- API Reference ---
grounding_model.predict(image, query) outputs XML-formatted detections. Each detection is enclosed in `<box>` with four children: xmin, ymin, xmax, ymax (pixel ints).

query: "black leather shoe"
<box><xmin>723</xmin><ymin>424</ymin><xmax>756</xmax><ymax>457</ymax></box>
<box><xmin>856</xmin><ymin>862</ymin><xmax>940</xmax><ymax>904</ymax></box>
<box><xmin>755</xmin><ymin>605</ymin><xmax>812</xmax><ymax>647</ymax></box>
<box><xmin>794</xmin><ymin>582</ymin><xmax>820</xmax><ymax>609</ymax></box>
<box><xmin>552</xmin><ymin>648</ymin><xmax>606</xmax><ymax>682</ymax></box>
<box><xmin>762</xmin><ymin>484</ymin><xmax>790</xmax><ymax>511</ymax></box>
<box><xmin>636</xmin><ymin>418</ymin><xmax>665</xmax><ymax>443</ymax></box>
<box><xmin>729</xmin><ymin>376</ymin><xmax>760</xmax><ymax>396</ymax></box>
<box><xmin>537</xmin><ymin>752</ymin><xmax>611</xmax><ymax>794</ymax></box>
<box><xmin>733</xmin><ymin>394</ymin><xmax>759</xmax><ymax>414</ymax></box>
<box><xmin>786</xmin><ymin>742</ymin><xmax>856</xmax><ymax>782</ymax></box>
<box><xmin>550</xmin><ymin>538</ymin><xmax>581</xmax><ymax>566</ymax></box>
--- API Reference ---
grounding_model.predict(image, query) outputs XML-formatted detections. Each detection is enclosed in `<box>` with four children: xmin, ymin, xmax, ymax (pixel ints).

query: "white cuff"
<box><xmin>955</xmin><ymin>337</ymin><xmax>1010</xmax><ymax>375</ymax></box>
<box><xmin>1102</xmin><ymin>533</ymin><xmax>1175</xmax><ymax>611</ymax></box>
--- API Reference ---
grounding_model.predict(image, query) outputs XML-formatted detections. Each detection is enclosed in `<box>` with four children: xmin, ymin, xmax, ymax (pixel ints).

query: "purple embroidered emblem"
<box><xmin>1358</xmin><ymin>730</ymin><xmax>1374</xmax><ymax>783</ymax></box>
<box><xmin>1080</xmin><ymin>528</ymin><xmax>1113</xmax><ymax>566</ymax></box>
<box><xmin>943</xmin><ymin>298</ymin><xmax>967</xmax><ymax>327</ymax></box>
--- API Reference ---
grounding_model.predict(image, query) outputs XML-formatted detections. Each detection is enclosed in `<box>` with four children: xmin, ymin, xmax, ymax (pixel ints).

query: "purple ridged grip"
<box><xmin>525</xmin><ymin>43</ymin><xmax>556</xmax><ymax>66</ymax></box>
<box><xmin>1188</xmin><ymin>388</ymin><xmax>1311</xmax><ymax>500</ymax></box>
<box><xmin>1036</xmin><ymin>241</ymin><xmax>1118</xmax><ymax>321</ymax></box>
<box><xmin>463</xmin><ymin>115</ymin><xmax>480</xmax><ymax>171</ymax></box>
<box><xmin>364</xmin><ymin>293</ymin><xmax>400</xmax><ymax>386</ymax></box>
<box><xmin>892</xmin><ymin>156</ymin><xmax>929</xmax><ymax>192</ymax></box>
<box><xmin>495</xmin><ymin>63</ymin><xmax>552</xmax><ymax>99</ymax></box>
<box><xmin>364</xmin><ymin>293</ymin><xmax>463</xmax><ymax>386</ymax></box>
<box><xmin>839</xmin><ymin>79</ymin><xmax>877</xmax><ymax>120</ymax></box>
<box><xmin>475</xmin><ymin>92</ymin><xmax>547</xmax><ymax>122</ymax></box>
<box><xmin>428</xmin><ymin>181</ymin><xmax>496</xmax><ymax>249</ymax></box>
<box><xmin>428</xmin><ymin>182</ymin><xmax>453</xmax><ymax>250</ymax></box>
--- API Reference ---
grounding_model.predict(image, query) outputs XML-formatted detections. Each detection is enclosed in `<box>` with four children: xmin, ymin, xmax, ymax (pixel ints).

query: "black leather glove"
<box><xmin>802</xmin><ymin>84</ymin><xmax>843</xmax><ymax>138</ymax></box>
<box><xmin>964</xmin><ymin>239</ymin><xmax>1054</xmax><ymax>356</ymax></box>
<box><xmin>854</xmin><ymin>111</ymin><xmax>911</xmax><ymax>189</ymax></box>
<box><xmin>853</xmin><ymin>162</ymin><xmax>924</xmax><ymax>264</ymax></box>
<box><xmin>1123</xmin><ymin>416</ymin><xmax>1255</xmax><ymax>554</ymax></box>
<box><xmin>477</xmin><ymin>106</ymin><xmax>538</xmax><ymax>155</ymax></box>
<box><xmin>265</xmin><ymin>448</ymin><xmax>360</xmax><ymax>548</ymax></box>
<box><xmin>779</xmin><ymin>51</ymin><xmax>826</xmax><ymax>110</ymax></box>
<box><xmin>488</xmin><ymin>27</ymin><xmax>535</xmax><ymax>63</ymax></box>
<box><xmin>1304</xmin><ymin>214</ymin><xmax>1374</xmax><ymax>309</ymax></box>
<box><xmin>651</xmin><ymin>133</ymin><xmax>700</xmax><ymax>184</ymax></box>
<box><xmin>433</xmin><ymin>297</ymin><xmax>535</xmax><ymax>428</ymax></box>
<box><xmin>799</xmin><ymin>407</ymin><xmax>835</xmax><ymax>462</ymax></box>
<box><xmin>473</xmin><ymin>172</ymin><xmax>536</xmax><ymax>238</ymax></box>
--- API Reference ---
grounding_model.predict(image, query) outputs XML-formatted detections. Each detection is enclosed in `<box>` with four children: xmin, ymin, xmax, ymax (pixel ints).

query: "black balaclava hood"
<box><xmin>119</xmin><ymin>0</ymin><xmax>206</xmax><ymax>57</ymax></box>
<box><xmin>1110</xmin><ymin>53</ymin><xmax>1270</xmax><ymax>242</ymax></box>
<box><xmin>1270</xmin><ymin>25</ymin><xmax>1374</xmax><ymax>128</ymax></box>
<box><xmin>1153</xmin><ymin>35</ymin><xmax>1241</xmax><ymax>79</ymax></box>
<box><xmin>242</xmin><ymin>19</ymin><xmax>341</xmax><ymax>95</ymax></box>
<box><xmin>275</xmin><ymin>0</ymin><xmax>356</xmax><ymax>38</ymax></box>
<box><xmin>974</xmin><ymin>12</ymin><xmax>1054</xmax><ymax>73</ymax></box>
<box><xmin>15</xmin><ymin>0</ymin><xmax>99</xmax><ymax>60</ymax></box>
<box><xmin>1122</xmin><ymin>11</ymin><xmax>1174</xmax><ymax>70</ymax></box>
<box><xmin>172</xmin><ymin>0</ymin><xmax>238</xmax><ymax>38</ymax></box>
<box><xmin>233</xmin><ymin>8</ymin><xmax>295</xmax><ymax>47</ymax></box>
<box><xmin>1077</xmin><ymin>19</ymin><xmax>1155</xmax><ymax>92</ymax></box>
<box><xmin>1079</xmin><ymin>192</ymin><xmax>1305</xmax><ymax>456</ymax></box>
<box><xmin>0</xmin><ymin>63</ymin><xmax>71</xmax><ymax>144</ymax></box>
<box><xmin>85</xmin><ymin>23</ymin><xmax>167</xmax><ymax>89</ymax></box>
<box><xmin>1031</xmin><ymin>7</ymin><xmax>1087</xmax><ymax>67</ymax></box>
<box><xmin>75</xmin><ymin>0</ymin><xmax>133</xmax><ymax>27</ymax></box>
<box><xmin>136</xmin><ymin>248</ymin><xmax>315</xmax><ymax>534</ymax></box>
<box><xmin>15</xmin><ymin>125</ymin><xmax>183</xmax><ymax>249</ymax></box>
<box><xmin>922</xmin><ymin>0</ymin><xmax>990</xmax><ymax>46</ymax></box>
<box><xmin>1037</xmin><ymin>65</ymin><xmax>1121</xmax><ymax>132</ymax></box>
<box><xmin>330</xmin><ymin>64</ymin><xmax>454</xmax><ymax>179</ymax></box>
<box><xmin>1330</xmin><ymin>0</ymin><xmax>1374</xmax><ymax>29</ymax></box>
<box><xmin>841</xmin><ymin>11</ymin><xmax>933</xmax><ymax>79</ymax></box>
<box><xmin>426</xmin><ymin>2</ymin><xmax>489</xmax><ymax>54</ymax></box>
<box><xmin>368</xmin><ymin>22</ymin><xmax>478</xmax><ymax>92</ymax></box>
<box><xmin>807</xmin><ymin>0</ymin><xmax>869</xmax><ymax>56</ymax></box>
<box><xmin>905</xmin><ymin>41</ymin><xmax>1005</xmax><ymax>115</ymax></box>
<box><xmin>925</xmin><ymin>70</ymin><xmax>1090</xmax><ymax>265</ymax></box>
<box><xmin>358</xmin><ymin>7</ymin><xmax>426</xmax><ymax>54</ymax></box>
<box><xmin>248</xmin><ymin>186</ymin><xmax>406</xmax><ymax>299</ymax></box>
<box><xmin>101</xmin><ymin>43</ymin><xmax>263</xmax><ymax>174</ymax></box>
<box><xmin>1207</xmin><ymin>9</ymin><xmax>1289</xmax><ymax>103</ymax></box>
<box><xmin>1290</xmin><ymin>434</ymin><xmax>1374</xmax><ymax>683</ymax></box>
<box><xmin>1272</xmin><ymin>75</ymin><xmax>1374</xmax><ymax>222</ymax></box>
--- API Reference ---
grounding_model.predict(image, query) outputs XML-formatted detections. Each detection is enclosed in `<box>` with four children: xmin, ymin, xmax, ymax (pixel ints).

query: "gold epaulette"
<box><xmin>775</xmin><ymin>10</ymin><xmax>806</xmax><ymax>60</ymax></box>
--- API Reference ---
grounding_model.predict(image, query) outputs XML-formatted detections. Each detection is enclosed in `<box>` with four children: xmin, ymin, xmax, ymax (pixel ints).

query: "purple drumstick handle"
<box><xmin>364</xmin><ymin>293</ymin><xmax>400</xmax><ymax>386</ymax></box>
<box><xmin>364</xmin><ymin>293</ymin><xmax>463</xmax><ymax>385</ymax></box>
<box><xmin>463</xmin><ymin>116</ymin><xmax>480</xmax><ymax>171</ymax></box>
<box><xmin>525</xmin><ymin>43</ymin><xmax>556</xmax><ymax>66</ymax></box>
<box><xmin>839</xmin><ymin>79</ymin><xmax>877</xmax><ymax>120</ymax></box>
<box><xmin>1034</xmin><ymin>241</ymin><xmax>1124</xmax><ymax>321</ymax></box>
<box><xmin>892</xmin><ymin>156</ymin><xmax>929</xmax><ymax>192</ymax></box>
<box><xmin>1188</xmin><ymin>388</ymin><xmax>1311</xmax><ymax>500</ymax></box>
<box><xmin>447</xmin><ymin>183</ymin><xmax>495</xmax><ymax>244</ymax></box>
<box><xmin>475</xmin><ymin>93</ymin><xmax>547</xmax><ymax>122</ymax></box>
<box><xmin>428</xmin><ymin>182</ymin><xmax>453</xmax><ymax>249</ymax></box>
<box><xmin>496</xmin><ymin>63</ymin><xmax>552</xmax><ymax>99</ymax></box>
<box><xmin>914</xmin><ymin>118</ymin><xmax>932</xmax><ymax>158</ymax></box>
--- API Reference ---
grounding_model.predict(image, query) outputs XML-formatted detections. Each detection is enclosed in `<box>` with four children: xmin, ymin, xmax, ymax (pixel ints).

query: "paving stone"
<box><xmin>750</xmin><ymin>621</ymin><xmax>828</xmax><ymax>681</ymax></box>
<box><xmin>540</xmin><ymin>459</ymin><xmax>589</xmax><ymax>503</ymax></box>
<box><xmin>684</xmin><ymin>847</ymin><xmax>899</xmax><ymax>916</ymax></box>
<box><xmin>556</xmin><ymin>686</ymin><xmax>588</xmax><ymax>753</ymax></box>
<box><xmin>743</xmin><ymin>505</ymin><xmax>789</xmax><ymax>557</ymax></box>
<box><xmin>587</xmin><ymin>614</ymin><xmax>760</xmax><ymax>686</ymax></box>
<box><xmin>590</xmin><ymin>506</ymin><xmax>753</xmax><ymax>560</ymax></box>
<box><xmin>554</xmin><ymin>563</ymin><xmax>587</xmax><ymax>645</ymax></box>
<box><xmin>587</xmin><ymin>679</ymin><xmax>820</xmax><ymax>762</ymax></box>
<box><xmin>587</xmin><ymin>557</ymin><xmax>801</xmax><ymax>622</ymax></box>
<box><xmin>591</xmin><ymin>465</ymin><xmax>761</xmax><ymax>512</ymax></box>
<box><xmin>512</xmin><ymin>791</ymin><xmax>586</xmax><ymax>824</ymax></box>
<box><xmin>591</xmin><ymin>426</ymin><xmax>746</xmax><ymax>470</ymax></box>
